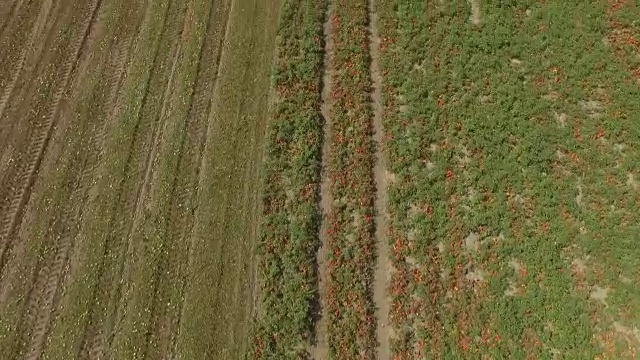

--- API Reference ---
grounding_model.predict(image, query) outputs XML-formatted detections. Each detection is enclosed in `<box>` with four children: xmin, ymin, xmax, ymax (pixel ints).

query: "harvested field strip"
<box><xmin>0</xmin><ymin>0</ymin><xmax>70</xmax><ymax>273</ymax></box>
<box><xmin>164</xmin><ymin>0</ymin><xmax>233</xmax><ymax>356</ymax></box>
<box><xmin>376</xmin><ymin>0</ymin><xmax>640</xmax><ymax>358</ymax></box>
<box><xmin>249</xmin><ymin>0</ymin><xmax>326</xmax><ymax>358</ymax></box>
<box><xmin>0</xmin><ymin>0</ymin><xmax>283</xmax><ymax>358</ymax></box>
<box><xmin>13</xmin><ymin>0</ymin><xmax>100</xmax><ymax>249</ymax></box>
<box><xmin>5</xmin><ymin>0</ymin><xmax>141</xmax><ymax>357</ymax></box>
<box><xmin>0</xmin><ymin>0</ymin><xmax>105</xmax><ymax>355</ymax></box>
<box><xmin>82</xmin><ymin>1</ymin><xmax>186</xmax><ymax>357</ymax></box>
<box><xmin>175</xmin><ymin>0</ymin><xmax>279</xmax><ymax>357</ymax></box>
<box><xmin>0</xmin><ymin>0</ymin><xmax>100</xmax><ymax>274</ymax></box>
<box><xmin>31</xmin><ymin>38</ymin><xmax>135</xmax><ymax>360</ymax></box>
<box><xmin>109</xmin><ymin>5</ymin><xmax>187</xmax><ymax>359</ymax></box>
<box><xmin>139</xmin><ymin>0</ymin><xmax>223</xmax><ymax>357</ymax></box>
<box><xmin>39</xmin><ymin>0</ymin><xmax>174</xmax><ymax>357</ymax></box>
<box><xmin>0</xmin><ymin>0</ymin><xmax>120</xmax><ymax>319</ymax></box>
<box><xmin>0</xmin><ymin>0</ymin><xmax>26</xmax><ymax>37</ymax></box>
<box><xmin>75</xmin><ymin>10</ymin><xmax>154</xmax><ymax>360</ymax></box>
<box><xmin>0</xmin><ymin>0</ymin><xmax>44</xmax><ymax>94</ymax></box>
<box><xmin>20</xmin><ymin>14</ymin><xmax>132</xmax><ymax>352</ymax></box>
<box><xmin>323</xmin><ymin>0</ymin><xmax>376</xmax><ymax>358</ymax></box>
<box><xmin>0</xmin><ymin>0</ymin><xmax>54</xmax><ymax>121</ymax></box>
<box><xmin>0</xmin><ymin>0</ymin><xmax>64</xmax><ymax>155</ymax></box>
<box><xmin>107</xmin><ymin>0</ymin><xmax>217</xmax><ymax>357</ymax></box>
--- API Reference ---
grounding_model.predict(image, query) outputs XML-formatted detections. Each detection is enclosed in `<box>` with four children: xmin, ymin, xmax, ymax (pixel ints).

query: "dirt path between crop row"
<box><xmin>311</xmin><ymin>1</ymin><xmax>333</xmax><ymax>359</ymax></box>
<box><xmin>368</xmin><ymin>0</ymin><xmax>391</xmax><ymax>358</ymax></box>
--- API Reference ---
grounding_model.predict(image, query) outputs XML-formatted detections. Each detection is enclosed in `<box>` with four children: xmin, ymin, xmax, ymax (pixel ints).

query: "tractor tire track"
<box><xmin>0</xmin><ymin>0</ymin><xmax>63</xmax><ymax>158</ymax></box>
<box><xmin>131</xmin><ymin>37</ymin><xmax>184</xmax><ymax>360</ymax></box>
<box><xmin>0</xmin><ymin>0</ymin><xmax>103</xmax><ymax>357</ymax></box>
<box><xmin>0</xmin><ymin>0</ymin><xmax>25</xmax><ymax>37</ymax></box>
<box><xmin>141</xmin><ymin>0</ymin><xmax>207</xmax><ymax>356</ymax></box>
<box><xmin>172</xmin><ymin>1</ymin><xmax>234</xmax><ymax>354</ymax></box>
<box><xmin>108</xmin><ymin>0</ymin><xmax>183</xmax><ymax>341</ymax></box>
<box><xmin>160</xmin><ymin>2</ymin><xmax>233</xmax><ymax>346</ymax></box>
<box><xmin>0</xmin><ymin>0</ymin><xmax>76</xmax><ymax>315</ymax></box>
<box><xmin>368</xmin><ymin>0</ymin><xmax>391</xmax><ymax>358</ymax></box>
<box><xmin>0</xmin><ymin>0</ymin><xmax>54</xmax><ymax>122</ymax></box>
<box><xmin>74</xmin><ymin>36</ymin><xmax>139</xmax><ymax>360</ymax></box>
<box><xmin>0</xmin><ymin>0</ymin><xmax>102</xmax><ymax>289</ymax></box>
<box><xmin>22</xmin><ymin>33</ymin><xmax>134</xmax><ymax>360</ymax></box>
<box><xmin>84</xmin><ymin>40</ymin><xmax>183</xmax><ymax>360</ymax></box>
<box><xmin>21</xmin><ymin>167</ymin><xmax>84</xmax><ymax>360</ymax></box>
<box><xmin>75</xmin><ymin>1</ymin><xmax>184</xmax><ymax>356</ymax></box>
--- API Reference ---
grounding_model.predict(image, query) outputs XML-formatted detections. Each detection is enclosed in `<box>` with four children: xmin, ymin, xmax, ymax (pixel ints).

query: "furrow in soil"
<box><xmin>311</xmin><ymin>2</ymin><xmax>333</xmax><ymax>358</ymax></box>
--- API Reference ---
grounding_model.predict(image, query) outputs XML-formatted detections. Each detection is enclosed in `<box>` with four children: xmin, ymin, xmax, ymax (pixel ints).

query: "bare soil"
<box><xmin>369</xmin><ymin>0</ymin><xmax>392</xmax><ymax>358</ymax></box>
<box><xmin>311</xmin><ymin>2</ymin><xmax>333</xmax><ymax>358</ymax></box>
<box><xmin>0</xmin><ymin>0</ymin><xmax>279</xmax><ymax>358</ymax></box>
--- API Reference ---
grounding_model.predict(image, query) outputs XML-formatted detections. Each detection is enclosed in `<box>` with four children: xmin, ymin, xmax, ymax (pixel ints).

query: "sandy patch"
<box><xmin>627</xmin><ymin>173</ymin><xmax>638</xmax><ymax>191</ymax></box>
<box><xmin>590</xmin><ymin>285</ymin><xmax>609</xmax><ymax>305</ymax></box>
<box><xmin>479</xmin><ymin>95</ymin><xmax>492</xmax><ymax>104</ymax></box>
<box><xmin>464</xmin><ymin>232</ymin><xmax>480</xmax><ymax>254</ymax></box>
<box><xmin>620</xmin><ymin>275</ymin><xmax>633</xmax><ymax>284</ymax></box>
<box><xmin>504</xmin><ymin>281</ymin><xmax>519</xmax><ymax>297</ymax></box>
<box><xmin>613</xmin><ymin>322</ymin><xmax>640</xmax><ymax>344</ymax></box>
<box><xmin>469</xmin><ymin>0</ymin><xmax>481</xmax><ymax>26</ymax></box>
<box><xmin>554</xmin><ymin>112</ymin><xmax>567</xmax><ymax>127</ymax></box>
<box><xmin>509</xmin><ymin>258</ymin><xmax>524</xmax><ymax>273</ymax></box>
<box><xmin>426</xmin><ymin>160</ymin><xmax>435</xmax><ymax>171</ymax></box>
<box><xmin>571</xmin><ymin>257</ymin><xmax>588</xmax><ymax>275</ymax></box>
<box><xmin>575</xmin><ymin>184</ymin><xmax>584</xmax><ymax>207</ymax></box>
<box><xmin>613</xmin><ymin>143</ymin><xmax>626</xmax><ymax>154</ymax></box>
<box><xmin>579</xmin><ymin>100</ymin><xmax>603</xmax><ymax>119</ymax></box>
<box><xmin>543</xmin><ymin>92</ymin><xmax>561</xmax><ymax>101</ymax></box>
<box><xmin>384</xmin><ymin>170</ymin><xmax>396</xmax><ymax>184</ymax></box>
<box><xmin>465</xmin><ymin>268</ymin><xmax>487</xmax><ymax>283</ymax></box>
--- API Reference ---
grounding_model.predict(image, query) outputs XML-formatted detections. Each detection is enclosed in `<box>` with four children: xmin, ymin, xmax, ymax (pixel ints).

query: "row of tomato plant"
<box><xmin>377</xmin><ymin>0</ymin><xmax>640</xmax><ymax>359</ymax></box>
<box><xmin>323</xmin><ymin>0</ymin><xmax>377</xmax><ymax>358</ymax></box>
<box><xmin>250</xmin><ymin>0</ymin><xmax>327</xmax><ymax>358</ymax></box>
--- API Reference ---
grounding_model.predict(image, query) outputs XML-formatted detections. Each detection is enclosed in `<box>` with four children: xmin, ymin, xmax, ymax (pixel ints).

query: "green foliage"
<box><xmin>378</xmin><ymin>0</ymin><xmax>640</xmax><ymax>358</ymax></box>
<box><xmin>323</xmin><ymin>0</ymin><xmax>377</xmax><ymax>358</ymax></box>
<box><xmin>250</xmin><ymin>0</ymin><xmax>326</xmax><ymax>358</ymax></box>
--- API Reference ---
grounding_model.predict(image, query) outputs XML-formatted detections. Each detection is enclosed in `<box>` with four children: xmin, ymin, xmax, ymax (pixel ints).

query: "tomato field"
<box><xmin>253</xmin><ymin>0</ymin><xmax>640</xmax><ymax>359</ymax></box>
<box><xmin>1</xmin><ymin>0</ymin><xmax>638</xmax><ymax>359</ymax></box>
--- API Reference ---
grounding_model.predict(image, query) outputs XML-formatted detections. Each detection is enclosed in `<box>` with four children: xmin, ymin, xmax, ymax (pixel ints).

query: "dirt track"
<box><xmin>0</xmin><ymin>0</ymin><xmax>278</xmax><ymax>358</ymax></box>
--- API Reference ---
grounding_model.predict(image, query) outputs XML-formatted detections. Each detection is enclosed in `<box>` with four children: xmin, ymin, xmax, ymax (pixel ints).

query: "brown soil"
<box><xmin>0</xmin><ymin>0</ymin><xmax>278</xmax><ymax>358</ymax></box>
<box><xmin>369</xmin><ymin>0</ymin><xmax>392</xmax><ymax>358</ymax></box>
<box><xmin>311</xmin><ymin>2</ymin><xmax>334</xmax><ymax>359</ymax></box>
